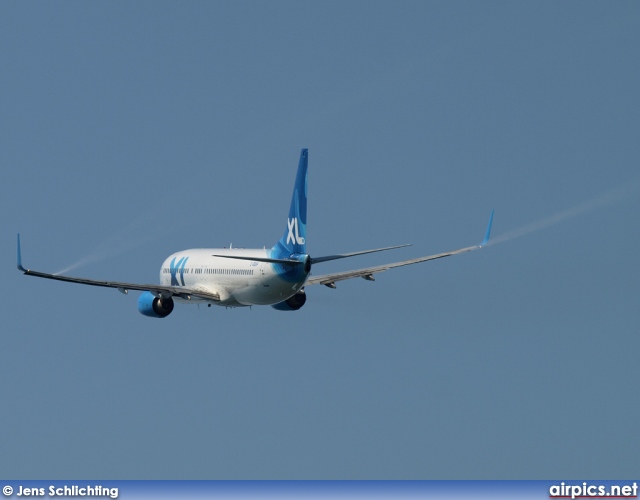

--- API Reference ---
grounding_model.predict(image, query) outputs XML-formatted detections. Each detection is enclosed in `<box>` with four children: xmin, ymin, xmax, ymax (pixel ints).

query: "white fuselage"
<box><xmin>159</xmin><ymin>248</ymin><xmax>306</xmax><ymax>307</ymax></box>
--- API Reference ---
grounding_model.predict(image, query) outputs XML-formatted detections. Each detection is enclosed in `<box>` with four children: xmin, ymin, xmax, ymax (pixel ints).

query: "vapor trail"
<box><xmin>54</xmin><ymin>215</ymin><xmax>163</xmax><ymax>275</ymax></box>
<box><xmin>54</xmin><ymin>237</ymin><xmax>153</xmax><ymax>275</ymax></box>
<box><xmin>54</xmin><ymin>184</ymin><xmax>200</xmax><ymax>275</ymax></box>
<box><xmin>486</xmin><ymin>178</ymin><xmax>640</xmax><ymax>247</ymax></box>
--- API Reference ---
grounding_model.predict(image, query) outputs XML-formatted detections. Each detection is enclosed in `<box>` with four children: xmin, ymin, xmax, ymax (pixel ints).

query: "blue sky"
<box><xmin>1</xmin><ymin>1</ymin><xmax>639</xmax><ymax>479</ymax></box>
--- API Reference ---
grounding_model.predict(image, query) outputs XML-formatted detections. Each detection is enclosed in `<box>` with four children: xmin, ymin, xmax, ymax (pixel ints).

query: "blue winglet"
<box><xmin>17</xmin><ymin>233</ymin><xmax>26</xmax><ymax>271</ymax></box>
<box><xmin>481</xmin><ymin>209</ymin><xmax>494</xmax><ymax>247</ymax></box>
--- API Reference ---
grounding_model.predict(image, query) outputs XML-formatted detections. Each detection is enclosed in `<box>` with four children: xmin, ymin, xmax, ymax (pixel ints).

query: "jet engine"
<box><xmin>271</xmin><ymin>290</ymin><xmax>307</xmax><ymax>311</ymax></box>
<box><xmin>137</xmin><ymin>291</ymin><xmax>175</xmax><ymax>318</ymax></box>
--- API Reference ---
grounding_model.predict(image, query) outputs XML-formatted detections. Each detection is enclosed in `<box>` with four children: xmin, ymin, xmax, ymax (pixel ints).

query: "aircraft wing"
<box><xmin>305</xmin><ymin>210</ymin><xmax>494</xmax><ymax>288</ymax></box>
<box><xmin>305</xmin><ymin>244</ymin><xmax>480</xmax><ymax>287</ymax></box>
<box><xmin>16</xmin><ymin>236</ymin><xmax>221</xmax><ymax>302</ymax></box>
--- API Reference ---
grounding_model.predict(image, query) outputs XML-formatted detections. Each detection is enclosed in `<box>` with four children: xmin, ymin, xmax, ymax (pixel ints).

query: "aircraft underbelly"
<box><xmin>232</xmin><ymin>276</ymin><xmax>301</xmax><ymax>306</ymax></box>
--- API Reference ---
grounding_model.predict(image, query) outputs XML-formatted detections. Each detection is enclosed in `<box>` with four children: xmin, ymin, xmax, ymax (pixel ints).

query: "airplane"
<box><xmin>17</xmin><ymin>149</ymin><xmax>494</xmax><ymax>317</ymax></box>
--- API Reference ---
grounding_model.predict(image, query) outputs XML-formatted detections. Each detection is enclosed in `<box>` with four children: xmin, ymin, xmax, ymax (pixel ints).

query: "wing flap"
<box><xmin>305</xmin><ymin>209</ymin><xmax>494</xmax><ymax>287</ymax></box>
<box><xmin>20</xmin><ymin>268</ymin><xmax>222</xmax><ymax>301</ymax></box>
<box><xmin>17</xmin><ymin>236</ymin><xmax>220</xmax><ymax>302</ymax></box>
<box><xmin>305</xmin><ymin>245</ymin><xmax>480</xmax><ymax>287</ymax></box>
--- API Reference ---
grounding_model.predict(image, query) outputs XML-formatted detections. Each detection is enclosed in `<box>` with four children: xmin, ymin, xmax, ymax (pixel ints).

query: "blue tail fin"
<box><xmin>274</xmin><ymin>149</ymin><xmax>308</xmax><ymax>255</ymax></box>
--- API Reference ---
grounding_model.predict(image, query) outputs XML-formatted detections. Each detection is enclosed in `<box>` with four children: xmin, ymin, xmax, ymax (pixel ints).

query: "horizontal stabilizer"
<box><xmin>311</xmin><ymin>244</ymin><xmax>411</xmax><ymax>264</ymax></box>
<box><xmin>211</xmin><ymin>254</ymin><xmax>303</xmax><ymax>266</ymax></box>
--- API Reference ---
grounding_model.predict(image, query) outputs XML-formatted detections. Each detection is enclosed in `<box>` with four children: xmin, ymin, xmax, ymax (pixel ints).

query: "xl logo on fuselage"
<box><xmin>170</xmin><ymin>256</ymin><xmax>188</xmax><ymax>286</ymax></box>
<box><xmin>286</xmin><ymin>218</ymin><xmax>305</xmax><ymax>245</ymax></box>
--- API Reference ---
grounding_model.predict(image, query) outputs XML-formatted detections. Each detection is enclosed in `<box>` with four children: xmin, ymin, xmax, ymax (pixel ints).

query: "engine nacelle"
<box><xmin>271</xmin><ymin>290</ymin><xmax>307</xmax><ymax>311</ymax></box>
<box><xmin>138</xmin><ymin>291</ymin><xmax>175</xmax><ymax>318</ymax></box>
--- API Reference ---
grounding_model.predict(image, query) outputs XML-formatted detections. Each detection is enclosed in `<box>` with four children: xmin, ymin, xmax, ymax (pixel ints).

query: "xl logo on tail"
<box><xmin>286</xmin><ymin>218</ymin><xmax>305</xmax><ymax>245</ymax></box>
